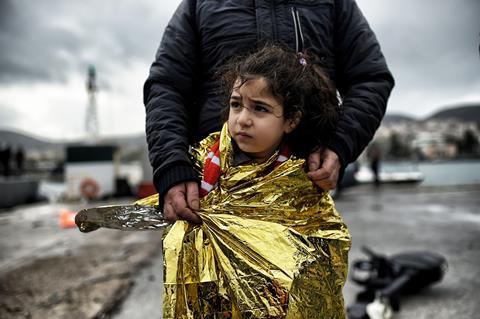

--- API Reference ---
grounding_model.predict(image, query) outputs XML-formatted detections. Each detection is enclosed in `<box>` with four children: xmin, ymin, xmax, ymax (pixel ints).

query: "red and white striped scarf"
<box><xmin>200</xmin><ymin>140</ymin><xmax>291</xmax><ymax>197</ymax></box>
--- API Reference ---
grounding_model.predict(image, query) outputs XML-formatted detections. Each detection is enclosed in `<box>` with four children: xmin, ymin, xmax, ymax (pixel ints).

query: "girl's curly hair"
<box><xmin>219</xmin><ymin>45</ymin><xmax>339</xmax><ymax>158</ymax></box>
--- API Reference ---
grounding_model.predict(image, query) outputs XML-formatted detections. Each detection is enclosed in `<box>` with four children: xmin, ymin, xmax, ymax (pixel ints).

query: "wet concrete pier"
<box><xmin>1</xmin><ymin>184</ymin><xmax>479</xmax><ymax>318</ymax></box>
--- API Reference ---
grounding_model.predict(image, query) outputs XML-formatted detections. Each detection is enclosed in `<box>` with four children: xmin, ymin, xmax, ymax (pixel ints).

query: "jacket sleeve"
<box><xmin>328</xmin><ymin>0</ymin><xmax>395</xmax><ymax>169</ymax></box>
<box><xmin>143</xmin><ymin>0</ymin><xmax>200</xmax><ymax>197</ymax></box>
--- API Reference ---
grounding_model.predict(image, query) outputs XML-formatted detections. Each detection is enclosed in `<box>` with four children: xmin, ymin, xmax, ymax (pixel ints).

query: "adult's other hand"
<box><xmin>163</xmin><ymin>181</ymin><xmax>201</xmax><ymax>224</ymax></box>
<box><xmin>307</xmin><ymin>148</ymin><xmax>341</xmax><ymax>191</ymax></box>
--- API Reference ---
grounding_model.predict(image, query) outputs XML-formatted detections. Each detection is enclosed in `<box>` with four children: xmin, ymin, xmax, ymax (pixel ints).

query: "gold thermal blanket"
<box><xmin>138</xmin><ymin>124</ymin><xmax>351</xmax><ymax>318</ymax></box>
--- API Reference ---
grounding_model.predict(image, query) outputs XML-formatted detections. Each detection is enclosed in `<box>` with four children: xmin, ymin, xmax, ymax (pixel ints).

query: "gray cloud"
<box><xmin>0</xmin><ymin>0</ymin><xmax>479</xmax><ymax>135</ymax></box>
<box><xmin>1</xmin><ymin>0</ymin><xmax>76</xmax><ymax>83</ymax></box>
<box><xmin>2</xmin><ymin>0</ymin><xmax>478</xmax><ymax>93</ymax></box>
<box><xmin>0</xmin><ymin>0</ymin><xmax>178</xmax><ymax>85</ymax></box>
<box><xmin>358</xmin><ymin>0</ymin><xmax>480</xmax><ymax>114</ymax></box>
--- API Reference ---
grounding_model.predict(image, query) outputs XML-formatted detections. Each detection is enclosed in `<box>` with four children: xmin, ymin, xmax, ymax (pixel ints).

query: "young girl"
<box><xmin>77</xmin><ymin>45</ymin><xmax>351</xmax><ymax>318</ymax></box>
<box><xmin>159</xmin><ymin>46</ymin><xmax>351</xmax><ymax>318</ymax></box>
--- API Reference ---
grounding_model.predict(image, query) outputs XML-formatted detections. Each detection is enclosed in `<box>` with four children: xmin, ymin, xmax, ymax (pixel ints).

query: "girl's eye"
<box><xmin>230</xmin><ymin>101</ymin><xmax>241</xmax><ymax>109</ymax></box>
<box><xmin>254</xmin><ymin>105</ymin><xmax>269</xmax><ymax>113</ymax></box>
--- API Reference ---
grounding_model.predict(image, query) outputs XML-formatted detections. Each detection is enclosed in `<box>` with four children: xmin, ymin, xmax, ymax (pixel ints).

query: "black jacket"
<box><xmin>144</xmin><ymin>0</ymin><xmax>394</xmax><ymax>197</ymax></box>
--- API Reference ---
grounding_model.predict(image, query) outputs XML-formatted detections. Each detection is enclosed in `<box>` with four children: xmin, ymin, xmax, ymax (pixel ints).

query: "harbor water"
<box><xmin>381</xmin><ymin>160</ymin><xmax>480</xmax><ymax>186</ymax></box>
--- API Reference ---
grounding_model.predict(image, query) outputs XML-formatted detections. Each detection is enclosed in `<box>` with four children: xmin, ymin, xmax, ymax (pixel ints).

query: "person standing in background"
<box><xmin>144</xmin><ymin>0</ymin><xmax>394</xmax><ymax>223</ymax></box>
<box><xmin>0</xmin><ymin>143</ymin><xmax>12</xmax><ymax>177</ymax></box>
<box><xmin>367</xmin><ymin>143</ymin><xmax>382</xmax><ymax>186</ymax></box>
<box><xmin>15</xmin><ymin>145</ymin><xmax>25</xmax><ymax>175</ymax></box>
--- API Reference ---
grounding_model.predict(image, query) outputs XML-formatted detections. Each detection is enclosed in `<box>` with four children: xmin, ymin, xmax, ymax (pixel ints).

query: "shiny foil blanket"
<box><xmin>158</xmin><ymin>124</ymin><xmax>351</xmax><ymax>319</ymax></box>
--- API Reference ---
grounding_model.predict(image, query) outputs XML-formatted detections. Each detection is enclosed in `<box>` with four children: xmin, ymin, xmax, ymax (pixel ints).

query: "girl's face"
<box><xmin>227</xmin><ymin>76</ymin><xmax>298</xmax><ymax>161</ymax></box>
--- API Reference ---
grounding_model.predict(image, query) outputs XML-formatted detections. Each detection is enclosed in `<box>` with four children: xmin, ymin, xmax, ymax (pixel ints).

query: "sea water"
<box><xmin>382</xmin><ymin>160</ymin><xmax>480</xmax><ymax>186</ymax></box>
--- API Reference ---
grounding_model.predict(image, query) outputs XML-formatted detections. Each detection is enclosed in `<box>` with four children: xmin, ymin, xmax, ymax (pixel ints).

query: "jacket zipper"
<box><xmin>291</xmin><ymin>7</ymin><xmax>305</xmax><ymax>53</ymax></box>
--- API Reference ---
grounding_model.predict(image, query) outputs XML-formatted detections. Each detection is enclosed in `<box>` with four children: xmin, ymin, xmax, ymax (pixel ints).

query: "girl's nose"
<box><xmin>237</xmin><ymin>107</ymin><xmax>252</xmax><ymax>126</ymax></box>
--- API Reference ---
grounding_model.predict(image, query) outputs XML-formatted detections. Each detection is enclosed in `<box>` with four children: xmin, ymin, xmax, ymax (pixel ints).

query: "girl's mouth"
<box><xmin>236</xmin><ymin>132</ymin><xmax>253</xmax><ymax>139</ymax></box>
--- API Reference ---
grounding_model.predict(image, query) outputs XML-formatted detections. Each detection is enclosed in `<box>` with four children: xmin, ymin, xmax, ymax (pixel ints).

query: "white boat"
<box><xmin>355</xmin><ymin>165</ymin><xmax>424</xmax><ymax>184</ymax></box>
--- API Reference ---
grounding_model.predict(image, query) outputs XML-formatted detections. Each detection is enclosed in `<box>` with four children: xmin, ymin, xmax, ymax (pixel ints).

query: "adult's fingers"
<box><xmin>163</xmin><ymin>185</ymin><xmax>185</xmax><ymax>223</ymax></box>
<box><xmin>163</xmin><ymin>201</ymin><xmax>178</xmax><ymax>224</ymax></box>
<box><xmin>307</xmin><ymin>149</ymin><xmax>340</xmax><ymax>190</ymax></box>
<box><xmin>307</xmin><ymin>166</ymin><xmax>331</xmax><ymax>181</ymax></box>
<box><xmin>307</xmin><ymin>170</ymin><xmax>337</xmax><ymax>190</ymax></box>
<box><xmin>185</xmin><ymin>181</ymin><xmax>200</xmax><ymax>211</ymax></box>
<box><xmin>170</xmin><ymin>189</ymin><xmax>201</xmax><ymax>224</ymax></box>
<box><xmin>163</xmin><ymin>183</ymin><xmax>201</xmax><ymax>224</ymax></box>
<box><xmin>307</xmin><ymin>149</ymin><xmax>322</xmax><ymax>172</ymax></box>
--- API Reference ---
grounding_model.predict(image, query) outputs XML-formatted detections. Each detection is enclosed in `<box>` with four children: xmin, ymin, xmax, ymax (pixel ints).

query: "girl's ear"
<box><xmin>285</xmin><ymin>111</ymin><xmax>302</xmax><ymax>134</ymax></box>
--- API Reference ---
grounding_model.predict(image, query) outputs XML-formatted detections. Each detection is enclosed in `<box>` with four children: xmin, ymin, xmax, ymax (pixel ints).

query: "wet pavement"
<box><xmin>1</xmin><ymin>184</ymin><xmax>479</xmax><ymax>318</ymax></box>
<box><xmin>339</xmin><ymin>184</ymin><xmax>480</xmax><ymax>319</ymax></box>
<box><xmin>0</xmin><ymin>199</ymin><xmax>163</xmax><ymax>318</ymax></box>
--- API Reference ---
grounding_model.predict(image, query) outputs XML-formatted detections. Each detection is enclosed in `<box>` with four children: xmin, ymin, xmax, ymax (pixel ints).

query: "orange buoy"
<box><xmin>59</xmin><ymin>208</ymin><xmax>77</xmax><ymax>229</ymax></box>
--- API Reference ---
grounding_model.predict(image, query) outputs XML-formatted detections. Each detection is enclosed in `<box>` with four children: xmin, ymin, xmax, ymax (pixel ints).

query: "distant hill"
<box><xmin>383</xmin><ymin>104</ymin><xmax>480</xmax><ymax>124</ymax></box>
<box><xmin>383</xmin><ymin>113</ymin><xmax>417</xmax><ymax>124</ymax></box>
<box><xmin>426</xmin><ymin>104</ymin><xmax>480</xmax><ymax>122</ymax></box>
<box><xmin>0</xmin><ymin>129</ymin><xmax>64</xmax><ymax>151</ymax></box>
<box><xmin>0</xmin><ymin>129</ymin><xmax>147</xmax><ymax>152</ymax></box>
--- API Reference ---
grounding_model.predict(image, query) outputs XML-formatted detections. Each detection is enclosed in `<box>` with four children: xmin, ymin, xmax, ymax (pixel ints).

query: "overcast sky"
<box><xmin>0</xmin><ymin>0</ymin><xmax>479</xmax><ymax>140</ymax></box>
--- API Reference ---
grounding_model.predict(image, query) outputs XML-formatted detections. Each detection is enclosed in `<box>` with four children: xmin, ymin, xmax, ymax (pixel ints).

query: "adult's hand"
<box><xmin>307</xmin><ymin>148</ymin><xmax>341</xmax><ymax>191</ymax></box>
<box><xmin>163</xmin><ymin>181</ymin><xmax>202</xmax><ymax>224</ymax></box>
